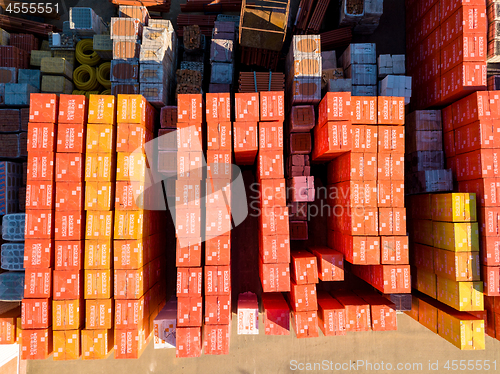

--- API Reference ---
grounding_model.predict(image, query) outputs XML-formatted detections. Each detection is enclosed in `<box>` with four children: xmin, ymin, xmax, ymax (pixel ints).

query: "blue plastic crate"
<box><xmin>0</xmin><ymin>272</ymin><xmax>24</xmax><ymax>301</ymax></box>
<box><xmin>2</xmin><ymin>213</ymin><xmax>25</xmax><ymax>241</ymax></box>
<box><xmin>1</xmin><ymin>243</ymin><xmax>24</xmax><ymax>271</ymax></box>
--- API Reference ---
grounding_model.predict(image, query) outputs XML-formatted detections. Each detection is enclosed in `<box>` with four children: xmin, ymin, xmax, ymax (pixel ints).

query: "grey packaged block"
<box><xmin>1</xmin><ymin>243</ymin><xmax>24</xmax><ymax>271</ymax></box>
<box><xmin>5</xmin><ymin>84</ymin><xmax>38</xmax><ymax>106</ymax></box>
<box><xmin>339</xmin><ymin>43</ymin><xmax>376</xmax><ymax>70</ymax></box>
<box><xmin>346</xmin><ymin>64</ymin><xmax>377</xmax><ymax>85</ymax></box>
<box><xmin>406</xmin><ymin>151</ymin><xmax>445</xmax><ymax>174</ymax></box>
<box><xmin>352</xmin><ymin>85</ymin><xmax>377</xmax><ymax>96</ymax></box>
<box><xmin>0</xmin><ymin>271</ymin><xmax>24</xmax><ymax>301</ymax></box>
<box><xmin>2</xmin><ymin>213</ymin><xmax>25</xmax><ymax>241</ymax></box>
<box><xmin>211</xmin><ymin>62</ymin><xmax>233</xmax><ymax>84</ymax></box>
<box><xmin>407</xmin><ymin>169</ymin><xmax>453</xmax><ymax>195</ymax></box>
<box><xmin>327</xmin><ymin>78</ymin><xmax>352</xmax><ymax>92</ymax></box>
<box><xmin>18</xmin><ymin>69</ymin><xmax>41</xmax><ymax>90</ymax></box>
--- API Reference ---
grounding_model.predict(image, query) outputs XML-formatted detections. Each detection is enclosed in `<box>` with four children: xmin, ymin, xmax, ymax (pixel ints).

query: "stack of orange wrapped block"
<box><xmin>22</xmin><ymin>93</ymin><xmax>59</xmax><ymax>359</ymax></box>
<box><xmin>112</xmin><ymin>94</ymin><xmax>166</xmax><ymax>359</ymax></box>
<box><xmin>175</xmin><ymin>94</ymin><xmax>204</xmax><ymax>358</ymax></box>
<box><xmin>82</xmin><ymin>95</ymin><xmax>116</xmax><ymax>360</ymax></box>
<box><xmin>318</xmin><ymin>93</ymin><xmax>410</xmax><ymax>295</ymax></box>
<box><xmin>204</xmin><ymin>92</ymin><xmax>232</xmax><ymax>355</ymax></box>
<box><xmin>257</xmin><ymin>91</ymin><xmax>291</xmax><ymax>297</ymax></box>
<box><xmin>233</xmin><ymin>92</ymin><xmax>259</xmax><ymax>165</ymax></box>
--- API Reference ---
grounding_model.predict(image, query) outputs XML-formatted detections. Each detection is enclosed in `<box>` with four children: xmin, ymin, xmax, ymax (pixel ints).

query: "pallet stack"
<box><xmin>209</xmin><ymin>22</ymin><xmax>235</xmax><ymax>89</ymax></box>
<box><xmin>405</xmin><ymin>110</ymin><xmax>453</xmax><ymax>195</ymax></box>
<box><xmin>289</xmin><ymin>251</ymin><xmax>319</xmax><ymax>338</ymax></box>
<box><xmin>287</xmin><ymin>106</ymin><xmax>315</xmax><ymax>240</ymax></box>
<box><xmin>82</xmin><ymin>94</ymin><xmax>115</xmax><ymax>359</ymax></box>
<box><xmin>0</xmin><ymin>109</ymin><xmax>28</xmax><ymax>159</ymax></box>
<box><xmin>22</xmin><ymin>93</ymin><xmax>59</xmax><ymax>359</ymax></box>
<box><xmin>488</xmin><ymin>0</ymin><xmax>500</xmax><ymax>62</ymax></box>
<box><xmin>257</xmin><ymin>91</ymin><xmax>291</xmax><ymax>299</ymax></box>
<box><xmin>406</xmin><ymin>193</ymin><xmax>485</xmax><ymax>350</ymax></box>
<box><xmin>139</xmin><ymin>20</ymin><xmax>177</xmax><ymax>107</ymax></box>
<box><xmin>114</xmin><ymin>94</ymin><xmax>165</xmax><ymax>359</ymax></box>
<box><xmin>204</xmin><ymin>92</ymin><xmax>232</xmax><ymax>355</ymax></box>
<box><xmin>110</xmin><ymin>6</ymin><xmax>147</xmax><ymax>95</ymax></box>
<box><xmin>439</xmin><ymin>91</ymin><xmax>500</xmax><ymax>344</ymax></box>
<box><xmin>315</xmin><ymin>94</ymin><xmax>411</xmax><ymax>295</ymax></box>
<box><xmin>339</xmin><ymin>43</ymin><xmax>377</xmax><ymax>96</ymax></box>
<box><xmin>286</xmin><ymin>35</ymin><xmax>322</xmax><ymax>106</ymax></box>
<box><xmin>175</xmin><ymin>94</ymin><xmax>204</xmax><ymax>358</ymax></box>
<box><xmin>406</xmin><ymin>0</ymin><xmax>487</xmax><ymax>109</ymax></box>
<box><xmin>233</xmin><ymin>93</ymin><xmax>258</xmax><ymax>165</ymax></box>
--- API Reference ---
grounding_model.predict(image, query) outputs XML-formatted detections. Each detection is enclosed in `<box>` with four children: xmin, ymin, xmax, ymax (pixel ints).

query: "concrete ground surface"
<box><xmin>25</xmin><ymin>0</ymin><xmax>500</xmax><ymax>373</ymax></box>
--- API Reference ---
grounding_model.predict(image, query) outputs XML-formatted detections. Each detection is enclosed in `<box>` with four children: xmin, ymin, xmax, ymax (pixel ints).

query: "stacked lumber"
<box><xmin>110</xmin><ymin>0</ymin><xmax>171</xmax><ymax>13</ymax></box>
<box><xmin>238</xmin><ymin>72</ymin><xmax>285</xmax><ymax>93</ymax></box>
<box><xmin>294</xmin><ymin>0</ymin><xmax>315</xmax><ymax>34</ymax></box>
<box><xmin>176</xmin><ymin>69</ymin><xmax>202</xmax><ymax>87</ymax></box>
<box><xmin>320</xmin><ymin>28</ymin><xmax>352</xmax><ymax>50</ymax></box>
<box><xmin>180</xmin><ymin>0</ymin><xmax>242</xmax><ymax>12</ymax></box>
<box><xmin>307</xmin><ymin>0</ymin><xmax>331</xmax><ymax>33</ymax></box>
<box><xmin>183</xmin><ymin>25</ymin><xmax>202</xmax><ymax>50</ymax></box>
<box><xmin>0</xmin><ymin>14</ymin><xmax>58</xmax><ymax>37</ymax></box>
<box><xmin>177</xmin><ymin>15</ymin><xmax>216</xmax><ymax>37</ymax></box>
<box><xmin>239</xmin><ymin>47</ymin><xmax>280</xmax><ymax>71</ymax></box>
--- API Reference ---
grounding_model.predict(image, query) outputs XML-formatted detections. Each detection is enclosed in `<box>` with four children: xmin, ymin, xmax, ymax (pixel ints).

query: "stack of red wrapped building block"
<box><xmin>317</xmin><ymin>93</ymin><xmax>411</xmax><ymax>295</ymax></box>
<box><xmin>442</xmin><ymin>90</ymin><xmax>500</xmax><ymax>341</ymax></box>
<box><xmin>22</xmin><ymin>93</ymin><xmax>59</xmax><ymax>359</ymax></box>
<box><xmin>289</xmin><ymin>251</ymin><xmax>319</xmax><ymax>338</ymax></box>
<box><xmin>233</xmin><ymin>92</ymin><xmax>259</xmax><ymax>165</ymax></box>
<box><xmin>175</xmin><ymin>94</ymin><xmax>204</xmax><ymax>358</ymax></box>
<box><xmin>257</xmin><ymin>91</ymin><xmax>291</xmax><ymax>298</ymax></box>
<box><xmin>406</xmin><ymin>0</ymin><xmax>487</xmax><ymax>109</ymax></box>
<box><xmin>204</xmin><ymin>92</ymin><xmax>232</xmax><ymax>355</ymax></box>
<box><xmin>52</xmin><ymin>94</ymin><xmax>86</xmax><ymax>361</ymax></box>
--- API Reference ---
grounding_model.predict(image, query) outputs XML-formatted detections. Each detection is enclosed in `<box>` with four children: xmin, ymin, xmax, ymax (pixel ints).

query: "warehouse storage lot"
<box><xmin>0</xmin><ymin>0</ymin><xmax>499</xmax><ymax>372</ymax></box>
